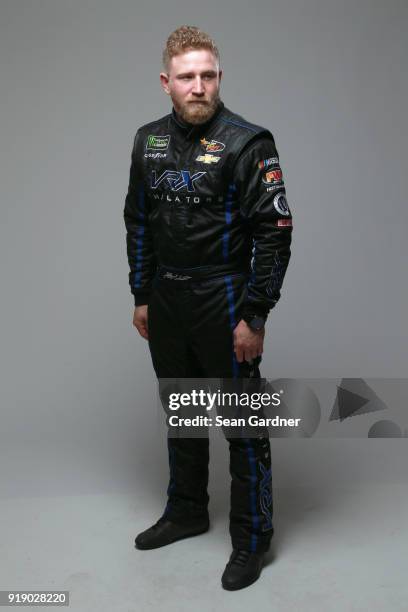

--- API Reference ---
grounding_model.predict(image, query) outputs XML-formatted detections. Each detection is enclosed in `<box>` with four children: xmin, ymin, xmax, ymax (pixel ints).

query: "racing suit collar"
<box><xmin>171</xmin><ymin>100</ymin><xmax>225</xmax><ymax>139</ymax></box>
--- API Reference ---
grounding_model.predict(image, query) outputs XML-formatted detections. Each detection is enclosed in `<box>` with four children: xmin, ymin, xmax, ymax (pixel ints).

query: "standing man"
<box><xmin>123</xmin><ymin>25</ymin><xmax>293</xmax><ymax>590</ymax></box>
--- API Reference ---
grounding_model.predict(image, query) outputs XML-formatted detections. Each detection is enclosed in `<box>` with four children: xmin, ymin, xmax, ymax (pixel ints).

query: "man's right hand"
<box><xmin>133</xmin><ymin>305</ymin><xmax>149</xmax><ymax>340</ymax></box>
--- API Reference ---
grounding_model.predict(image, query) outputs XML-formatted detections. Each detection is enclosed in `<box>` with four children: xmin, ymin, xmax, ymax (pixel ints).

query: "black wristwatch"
<box><xmin>242</xmin><ymin>313</ymin><xmax>266</xmax><ymax>331</ymax></box>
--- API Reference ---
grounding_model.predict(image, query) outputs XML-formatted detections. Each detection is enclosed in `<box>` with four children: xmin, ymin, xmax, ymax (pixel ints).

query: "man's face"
<box><xmin>160</xmin><ymin>49</ymin><xmax>222</xmax><ymax>125</ymax></box>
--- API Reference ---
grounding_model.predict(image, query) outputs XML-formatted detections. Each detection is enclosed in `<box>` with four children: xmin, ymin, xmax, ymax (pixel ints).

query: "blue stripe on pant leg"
<box><xmin>223</xmin><ymin>275</ymin><xmax>239</xmax><ymax>378</ymax></box>
<box><xmin>243</xmin><ymin>438</ymin><xmax>260</xmax><ymax>551</ymax></box>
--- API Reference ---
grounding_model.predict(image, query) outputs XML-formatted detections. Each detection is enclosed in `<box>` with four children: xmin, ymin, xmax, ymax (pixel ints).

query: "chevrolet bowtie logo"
<box><xmin>196</xmin><ymin>154</ymin><xmax>221</xmax><ymax>164</ymax></box>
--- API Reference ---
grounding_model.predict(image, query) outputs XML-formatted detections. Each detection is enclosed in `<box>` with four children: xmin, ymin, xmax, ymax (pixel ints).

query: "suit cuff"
<box><xmin>241</xmin><ymin>301</ymin><xmax>271</xmax><ymax>321</ymax></box>
<box><xmin>133</xmin><ymin>292</ymin><xmax>151</xmax><ymax>307</ymax></box>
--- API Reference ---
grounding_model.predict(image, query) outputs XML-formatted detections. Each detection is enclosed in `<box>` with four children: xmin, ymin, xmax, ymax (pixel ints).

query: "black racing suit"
<box><xmin>124</xmin><ymin>100</ymin><xmax>293</xmax><ymax>552</ymax></box>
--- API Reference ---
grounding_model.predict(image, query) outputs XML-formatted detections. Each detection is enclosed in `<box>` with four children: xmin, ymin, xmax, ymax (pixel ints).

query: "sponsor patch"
<box><xmin>262</xmin><ymin>168</ymin><xmax>283</xmax><ymax>185</ymax></box>
<box><xmin>275</xmin><ymin>218</ymin><xmax>292</xmax><ymax>227</ymax></box>
<box><xmin>162</xmin><ymin>272</ymin><xmax>192</xmax><ymax>281</ymax></box>
<box><xmin>200</xmin><ymin>137</ymin><xmax>225</xmax><ymax>153</ymax></box>
<box><xmin>262</xmin><ymin>165</ymin><xmax>284</xmax><ymax>192</ymax></box>
<box><xmin>258</xmin><ymin>157</ymin><xmax>279</xmax><ymax>169</ymax></box>
<box><xmin>146</xmin><ymin>134</ymin><xmax>170</xmax><ymax>151</ymax></box>
<box><xmin>152</xmin><ymin>193</ymin><xmax>224</xmax><ymax>204</ymax></box>
<box><xmin>144</xmin><ymin>152</ymin><xmax>167</xmax><ymax>159</ymax></box>
<box><xmin>151</xmin><ymin>169</ymin><xmax>206</xmax><ymax>192</ymax></box>
<box><xmin>273</xmin><ymin>192</ymin><xmax>291</xmax><ymax>216</ymax></box>
<box><xmin>195</xmin><ymin>154</ymin><xmax>221</xmax><ymax>164</ymax></box>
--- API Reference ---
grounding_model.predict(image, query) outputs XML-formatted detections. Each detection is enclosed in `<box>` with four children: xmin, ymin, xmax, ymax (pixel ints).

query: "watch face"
<box><xmin>250</xmin><ymin>316</ymin><xmax>265</xmax><ymax>331</ymax></box>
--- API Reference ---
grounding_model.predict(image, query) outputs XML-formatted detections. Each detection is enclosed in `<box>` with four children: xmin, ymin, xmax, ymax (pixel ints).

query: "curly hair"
<box><xmin>162</xmin><ymin>25</ymin><xmax>220</xmax><ymax>72</ymax></box>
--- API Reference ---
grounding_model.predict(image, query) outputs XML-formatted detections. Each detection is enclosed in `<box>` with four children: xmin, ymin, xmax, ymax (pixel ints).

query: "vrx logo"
<box><xmin>151</xmin><ymin>170</ymin><xmax>206</xmax><ymax>192</ymax></box>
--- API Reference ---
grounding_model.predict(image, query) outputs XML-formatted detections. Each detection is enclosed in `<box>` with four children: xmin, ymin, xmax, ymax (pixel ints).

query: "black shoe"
<box><xmin>221</xmin><ymin>549</ymin><xmax>265</xmax><ymax>591</ymax></box>
<box><xmin>134</xmin><ymin>516</ymin><xmax>210</xmax><ymax>550</ymax></box>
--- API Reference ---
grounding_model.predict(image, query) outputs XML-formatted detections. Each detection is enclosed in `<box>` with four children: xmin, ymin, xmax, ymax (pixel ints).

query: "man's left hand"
<box><xmin>233</xmin><ymin>320</ymin><xmax>265</xmax><ymax>363</ymax></box>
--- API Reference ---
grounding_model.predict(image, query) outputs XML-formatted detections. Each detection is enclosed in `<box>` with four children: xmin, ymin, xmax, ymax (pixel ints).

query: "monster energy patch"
<box><xmin>146</xmin><ymin>134</ymin><xmax>170</xmax><ymax>150</ymax></box>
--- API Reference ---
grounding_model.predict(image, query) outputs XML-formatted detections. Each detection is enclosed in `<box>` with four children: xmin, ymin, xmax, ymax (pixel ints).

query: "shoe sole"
<box><xmin>221</xmin><ymin>566</ymin><xmax>263</xmax><ymax>591</ymax></box>
<box><xmin>134</xmin><ymin>523</ymin><xmax>210</xmax><ymax>550</ymax></box>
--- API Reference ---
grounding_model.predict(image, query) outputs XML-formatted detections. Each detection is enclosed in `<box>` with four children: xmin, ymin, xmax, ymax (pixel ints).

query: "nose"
<box><xmin>191</xmin><ymin>76</ymin><xmax>204</xmax><ymax>95</ymax></box>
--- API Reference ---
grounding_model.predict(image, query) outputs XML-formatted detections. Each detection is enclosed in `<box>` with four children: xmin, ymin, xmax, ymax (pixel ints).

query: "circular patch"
<box><xmin>273</xmin><ymin>193</ymin><xmax>290</xmax><ymax>216</ymax></box>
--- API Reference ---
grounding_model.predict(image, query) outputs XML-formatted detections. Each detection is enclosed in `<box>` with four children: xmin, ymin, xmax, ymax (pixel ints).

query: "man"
<box><xmin>123</xmin><ymin>25</ymin><xmax>293</xmax><ymax>590</ymax></box>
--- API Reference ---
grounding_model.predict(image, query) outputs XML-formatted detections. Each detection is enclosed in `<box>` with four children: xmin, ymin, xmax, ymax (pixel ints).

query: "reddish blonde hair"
<box><xmin>162</xmin><ymin>25</ymin><xmax>220</xmax><ymax>72</ymax></box>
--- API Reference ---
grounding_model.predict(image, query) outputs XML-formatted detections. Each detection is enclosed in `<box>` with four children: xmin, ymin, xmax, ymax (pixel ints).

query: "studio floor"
<box><xmin>1</xmin><ymin>483</ymin><xmax>407</xmax><ymax>611</ymax></box>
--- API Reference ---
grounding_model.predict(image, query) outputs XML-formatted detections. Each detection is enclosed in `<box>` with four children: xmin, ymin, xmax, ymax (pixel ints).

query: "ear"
<box><xmin>160</xmin><ymin>72</ymin><xmax>171</xmax><ymax>95</ymax></box>
<box><xmin>218</xmin><ymin>69</ymin><xmax>223</xmax><ymax>83</ymax></box>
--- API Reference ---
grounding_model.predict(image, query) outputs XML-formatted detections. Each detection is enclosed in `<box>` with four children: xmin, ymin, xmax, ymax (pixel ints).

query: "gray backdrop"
<box><xmin>0</xmin><ymin>0</ymin><xmax>407</xmax><ymax>527</ymax></box>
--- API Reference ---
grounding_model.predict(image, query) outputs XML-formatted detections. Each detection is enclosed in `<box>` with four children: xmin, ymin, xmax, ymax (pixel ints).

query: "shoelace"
<box><xmin>230</xmin><ymin>550</ymin><xmax>251</xmax><ymax>567</ymax></box>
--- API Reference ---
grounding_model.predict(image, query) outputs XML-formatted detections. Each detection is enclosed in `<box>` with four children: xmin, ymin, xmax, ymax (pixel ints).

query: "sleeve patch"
<box><xmin>273</xmin><ymin>193</ymin><xmax>291</xmax><ymax>216</ymax></box>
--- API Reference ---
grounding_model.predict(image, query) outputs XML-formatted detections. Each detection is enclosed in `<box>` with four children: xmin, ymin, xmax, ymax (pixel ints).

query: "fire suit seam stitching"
<box><xmin>219</xmin><ymin>118</ymin><xmax>258</xmax><ymax>133</ymax></box>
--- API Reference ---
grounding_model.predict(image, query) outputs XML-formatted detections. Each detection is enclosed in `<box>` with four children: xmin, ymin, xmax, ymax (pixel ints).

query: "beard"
<box><xmin>174</xmin><ymin>92</ymin><xmax>221</xmax><ymax>125</ymax></box>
